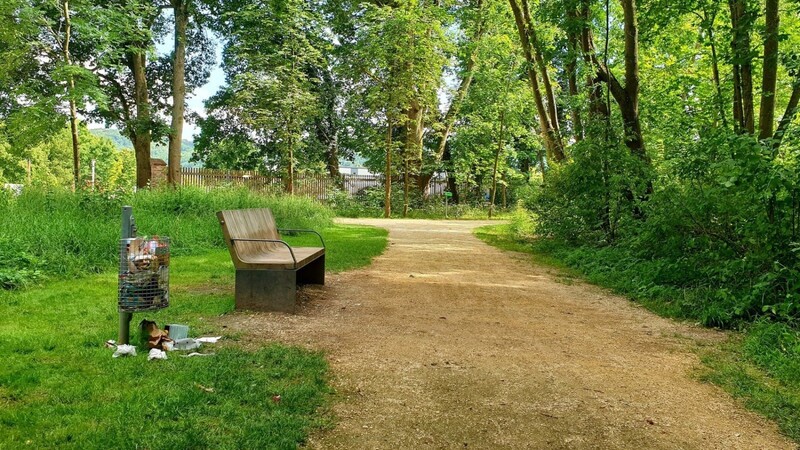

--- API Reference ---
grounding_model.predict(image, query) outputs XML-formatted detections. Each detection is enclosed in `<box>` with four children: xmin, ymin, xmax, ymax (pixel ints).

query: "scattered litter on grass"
<box><xmin>105</xmin><ymin>339</ymin><xmax>117</xmax><ymax>348</ymax></box>
<box><xmin>196</xmin><ymin>336</ymin><xmax>222</xmax><ymax>344</ymax></box>
<box><xmin>148</xmin><ymin>348</ymin><xmax>168</xmax><ymax>361</ymax></box>
<box><xmin>181</xmin><ymin>352</ymin><xmax>215</xmax><ymax>358</ymax></box>
<box><xmin>141</xmin><ymin>319</ymin><xmax>173</xmax><ymax>350</ymax></box>
<box><xmin>195</xmin><ymin>383</ymin><xmax>215</xmax><ymax>393</ymax></box>
<box><xmin>174</xmin><ymin>338</ymin><xmax>201</xmax><ymax>351</ymax></box>
<box><xmin>165</xmin><ymin>323</ymin><xmax>189</xmax><ymax>340</ymax></box>
<box><xmin>272</xmin><ymin>395</ymin><xmax>281</xmax><ymax>403</ymax></box>
<box><xmin>112</xmin><ymin>345</ymin><xmax>136</xmax><ymax>358</ymax></box>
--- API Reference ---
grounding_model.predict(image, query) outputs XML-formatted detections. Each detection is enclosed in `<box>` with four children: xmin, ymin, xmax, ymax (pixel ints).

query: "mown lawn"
<box><xmin>0</xmin><ymin>224</ymin><xmax>387</xmax><ymax>449</ymax></box>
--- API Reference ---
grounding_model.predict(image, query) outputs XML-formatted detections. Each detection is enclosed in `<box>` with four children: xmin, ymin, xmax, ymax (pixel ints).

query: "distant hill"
<box><xmin>89</xmin><ymin>128</ymin><xmax>201</xmax><ymax>168</ymax></box>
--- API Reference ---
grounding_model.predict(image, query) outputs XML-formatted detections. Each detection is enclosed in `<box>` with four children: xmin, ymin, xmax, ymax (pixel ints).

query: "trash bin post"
<box><xmin>119</xmin><ymin>206</ymin><xmax>135</xmax><ymax>344</ymax></box>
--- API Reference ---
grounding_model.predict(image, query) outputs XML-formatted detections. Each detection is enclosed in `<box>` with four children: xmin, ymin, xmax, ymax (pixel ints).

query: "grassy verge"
<box><xmin>0</xmin><ymin>224</ymin><xmax>387</xmax><ymax>449</ymax></box>
<box><xmin>0</xmin><ymin>187</ymin><xmax>335</xmax><ymax>288</ymax></box>
<box><xmin>475</xmin><ymin>223</ymin><xmax>800</xmax><ymax>443</ymax></box>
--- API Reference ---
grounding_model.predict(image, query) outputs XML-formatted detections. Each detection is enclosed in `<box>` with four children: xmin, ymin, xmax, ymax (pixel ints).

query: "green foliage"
<box><xmin>2</xmin><ymin>126</ymin><xmax>136</xmax><ymax>189</ymax></box>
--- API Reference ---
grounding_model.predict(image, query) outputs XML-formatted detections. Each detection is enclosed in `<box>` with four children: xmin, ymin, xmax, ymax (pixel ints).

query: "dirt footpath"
<box><xmin>223</xmin><ymin>219</ymin><xmax>795</xmax><ymax>449</ymax></box>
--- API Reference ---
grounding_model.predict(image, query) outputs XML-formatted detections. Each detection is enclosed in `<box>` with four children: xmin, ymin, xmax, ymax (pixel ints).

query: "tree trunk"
<box><xmin>758</xmin><ymin>0</ymin><xmax>780</xmax><ymax>140</ymax></box>
<box><xmin>286</xmin><ymin>130</ymin><xmax>295</xmax><ymax>195</ymax></box>
<box><xmin>130</xmin><ymin>52</ymin><xmax>152</xmax><ymax>189</ymax></box>
<box><xmin>772</xmin><ymin>82</ymin><xmax>800</xmax><ymax>152</ymax></box>
<box><xmin>442</xmin><ymin>142</ymin><xmax>459</xmax><ymax>203</ymax></box>
<box><xmin>168</xmin><ymin>0</ymin><xmax>188</xmax><ymax>187</ymax></box>
<box><xmin>523</xmin><ymin>0</ymin><xmax>560</xmax><ymax>136</ymax></box>
<box><xmin>619</xmin><ymin>0</ymin><xmax>646</xmax><ymax>160</ymax></box>
<box><xmin>729</xmin><ymin>0</ymin><xmax>755</xmax><ymax>133</ymax></box>
<box><xmin>701</xmin><ymin>8</ymin><xmax>728</xmax><ymax>127</ymax></box>
<box><xmin>489</xmin><ymin>109</ymin><xmax>505</xmax><ymax>219</ymax></box>
<box><xmin>62</xmin><ymin>1</ymin><xmax>80</xmax><ymax>191</ymax></box>
<box><xmin>509</xmin><ymin>0</ymin><xmax>565</xmax><ymax>162</ymax></box>
<box><xmin>566</xmin><ymin>31</ymin><xmax>584</xmax><ymax>141</ymax></box>
<box><xmin>406</xmin><ymin>100</ymin><xmax>424</xmax><ymax>193</ymax></box>
<box><xmin>384</xmin><ymin>117</ymin><xmax>393</xmax><ymax>218</ymax></box>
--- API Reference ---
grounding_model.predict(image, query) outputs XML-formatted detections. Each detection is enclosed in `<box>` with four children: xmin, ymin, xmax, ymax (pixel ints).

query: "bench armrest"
<box><xmin>277</xmin><ymin>229</ymin><xmax>326</xmax><ymax>249</ymax></box>
<box><xmin>230</xmin><ymin>238</ymin><xmax>297</xmax><ymax>269</ymax></box>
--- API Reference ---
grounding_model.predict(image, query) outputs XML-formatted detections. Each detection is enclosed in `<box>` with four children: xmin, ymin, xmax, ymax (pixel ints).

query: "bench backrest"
<box><xmin>217</xmin><ymin>208</ymin><xmax>282</xmax><ymax>264</ymax></box>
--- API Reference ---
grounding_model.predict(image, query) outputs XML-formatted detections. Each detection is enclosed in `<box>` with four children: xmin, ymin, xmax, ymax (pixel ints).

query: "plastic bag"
<box><xmin>112</xmin><ymin>345</ymin><xmax>137</xmax><ymax>358</ymax></box>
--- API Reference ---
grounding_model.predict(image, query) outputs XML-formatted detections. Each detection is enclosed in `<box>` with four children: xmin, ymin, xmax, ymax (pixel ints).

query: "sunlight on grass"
<box><xmin>0</xmin><ymin>224</ymin><xmax>386</xmax><ymax>449</ymax></box>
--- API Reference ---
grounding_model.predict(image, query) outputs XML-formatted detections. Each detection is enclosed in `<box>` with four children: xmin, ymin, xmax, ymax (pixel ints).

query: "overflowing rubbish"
<box><xmin>147</xmin><ymin>348</ymin><xmax>168</xmax><ymax>361</ymax></box>
<box><xmin>112</xmin><ymin>345</ymin><xmax>137</xmax><ymax>358</ymax></box>
<box><xmin>118</xmin><ymin>237</ymin><xmax>170</xmax><ymax>312</ymax></box>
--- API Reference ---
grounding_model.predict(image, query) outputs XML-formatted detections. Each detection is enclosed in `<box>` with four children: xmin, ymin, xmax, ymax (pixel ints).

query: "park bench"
<box><xmin>217</xmin><ymin>208</ymin><xmax>325</xmax><ymax>313</ymax></box>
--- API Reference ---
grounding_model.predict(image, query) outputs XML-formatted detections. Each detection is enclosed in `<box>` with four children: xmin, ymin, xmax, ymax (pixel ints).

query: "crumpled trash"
<box><xmin>140</xmin><ymin>319</ymin><xmax>173</xmax><ymax>350</ymax></box>
<box><xmin>113</xmin><ymin>345</ymin><xmax>137</xmax><ymax>358</ymax></box>
<box><xmin>180</xmin><ymin>352</ymin><xmax>215</xmax><ymax>358</ymax></box>
<box><xmin>147</xmin><ymin>348</ymin><xmax>168</xmax><ymax>361</ymax></box>
<box><xmin>196</xmin><ymin>336</ymin><xmax>222</xmax><ymax>344</ymax></box>
<box><xmin>173</xmin><ymin>338</ymin><xmax>201</xmax><ymax>351</ymax></box>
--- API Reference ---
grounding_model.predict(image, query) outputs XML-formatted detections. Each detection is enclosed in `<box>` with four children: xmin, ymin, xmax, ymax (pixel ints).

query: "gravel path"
<box><xmin>223</xmin><ymin>219</ymin><xmax>794</xmax><ymax>449</ymax></box>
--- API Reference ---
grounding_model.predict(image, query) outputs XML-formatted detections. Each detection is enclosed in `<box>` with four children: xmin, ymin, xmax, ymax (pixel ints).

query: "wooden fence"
<box><xmin>179</xmin><ymin>167</ymin><xmax>448</xmax><ymax>200</ymax></box>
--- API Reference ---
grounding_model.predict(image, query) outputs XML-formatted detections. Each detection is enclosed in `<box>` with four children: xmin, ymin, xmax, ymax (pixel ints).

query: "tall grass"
<box><xmin>0</xmin><ymin>187</ymin><xmax>334</xmax><ymax>288</ymax></box>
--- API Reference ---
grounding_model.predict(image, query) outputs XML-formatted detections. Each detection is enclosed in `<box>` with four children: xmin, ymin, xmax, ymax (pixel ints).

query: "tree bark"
<box><xmin>62</xmin><ymin>0</ymin><xmax>80</xmax><ymax>191</ymax></box>
<box><xmin>758</xmin><ymin>0</ymin><xmax>779</xmax><ymax>140</ymax></box>
<box><xmin>705</xmin><ymin>10</ymin><xmax>728</xmax><ymax>128</ymax></box>
<box><xmin>578</xmin><ymin>0</ymin><xmax>609</xmax><ymax>118</ymax></box>
<box><xmin>579</xmin><ymin>0</ymin><xmax>647</xmax><ymax>161</ymax></box>
<box><xmin>168</xmin><ymin>0</ymin><xmax>188</xmax><ymax>187</ymax></box>
<box><xmin>130</xmin><ymin>52</ymin><xmax>152</xmax><ymax>188</ymax></box>
<box><xmin>384</xmin><ymin>116</ymin><xmax>393</xmax><ymax>218</ymax></box>
<box><xmin>772</xmin><ymin>82</ymin><xmax>800</xmax><ymax>152</ymax></box>
<box><xmin>729</xmin><ymin>0</ymin><xmax>755</xmax><ymax>134</ymax></box>
<box><xmin>509</xmin><ymin>0</ymin><xmax>565</xmax><ymax>162</ymax></box>
<box><xmin>566</xmin><ymin>31</ymin><xmax>584</xmax><ymax>141</ymax></box>
<box><xmin>489</xmin><ymin>109</ymin><xmax>505</xmax><ymax>219</ymax></box>
<box><xmin>442</xmin><ymin>142</ymin><xmax>459</xmax><ymax>203</ymax></box>
<box><xmin>619</xmin><ymin>0</ymin><xmax>646</xmax><ymax>159</ymax></box>
<box><xmin>522</xmin><ymin>0</ymin><xmax>560</xmax><ymax>136</ymax></box>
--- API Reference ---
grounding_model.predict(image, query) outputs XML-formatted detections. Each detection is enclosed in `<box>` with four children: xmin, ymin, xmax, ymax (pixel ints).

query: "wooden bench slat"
<box><xmin>237</xmin><ymin>246</ymin><xmax>325</xmax><ymax>270</ymax></box>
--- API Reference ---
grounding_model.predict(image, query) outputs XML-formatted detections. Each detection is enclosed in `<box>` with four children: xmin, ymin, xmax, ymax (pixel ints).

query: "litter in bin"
<box><xmin>147</xmin><ymin>348</ymin><xmax>168</xmax><ymax>361</ymax></box>
<box><xmin>112</xmin><ymin>345</ymin><xmax>137</xmax><ymax>358</ymax></box>
<box><xmin>118</xmin><ymin>237</ymin><xmax>169</xmax><ymax>312</ymax></box>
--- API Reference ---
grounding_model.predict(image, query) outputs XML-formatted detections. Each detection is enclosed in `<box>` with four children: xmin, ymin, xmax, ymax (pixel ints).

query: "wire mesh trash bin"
<box><xmin>118</xmin><ymin>236</ymin><xmax>170</xmax><ymax>312</ymax></box>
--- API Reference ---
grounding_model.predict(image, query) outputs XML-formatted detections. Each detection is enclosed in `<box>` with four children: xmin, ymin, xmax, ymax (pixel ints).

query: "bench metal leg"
<box><xmin>297</xmin><ymin>255</ymin><xmax>325</xmax><ymax>286</ymax></box>
<box><xmin>235</xmin><ymin>269</ymin><xmax>296</xmax><ymax>313</ymax></box>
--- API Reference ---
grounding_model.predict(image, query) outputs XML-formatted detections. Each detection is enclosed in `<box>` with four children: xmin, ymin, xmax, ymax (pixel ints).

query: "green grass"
<box><xmin>476</xmin><ymin>222</ymin><xmax>800</xmax><ymax>444</ymax></box>
<box><xmin>0</xmin><ymin>222</ymin><xmax>387</xmax><ymax>449</ymax></box>
<box><xmin>0</xmin><ymin>187</ymin><xmax>335</xmax><ymax>288</ymax></box>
